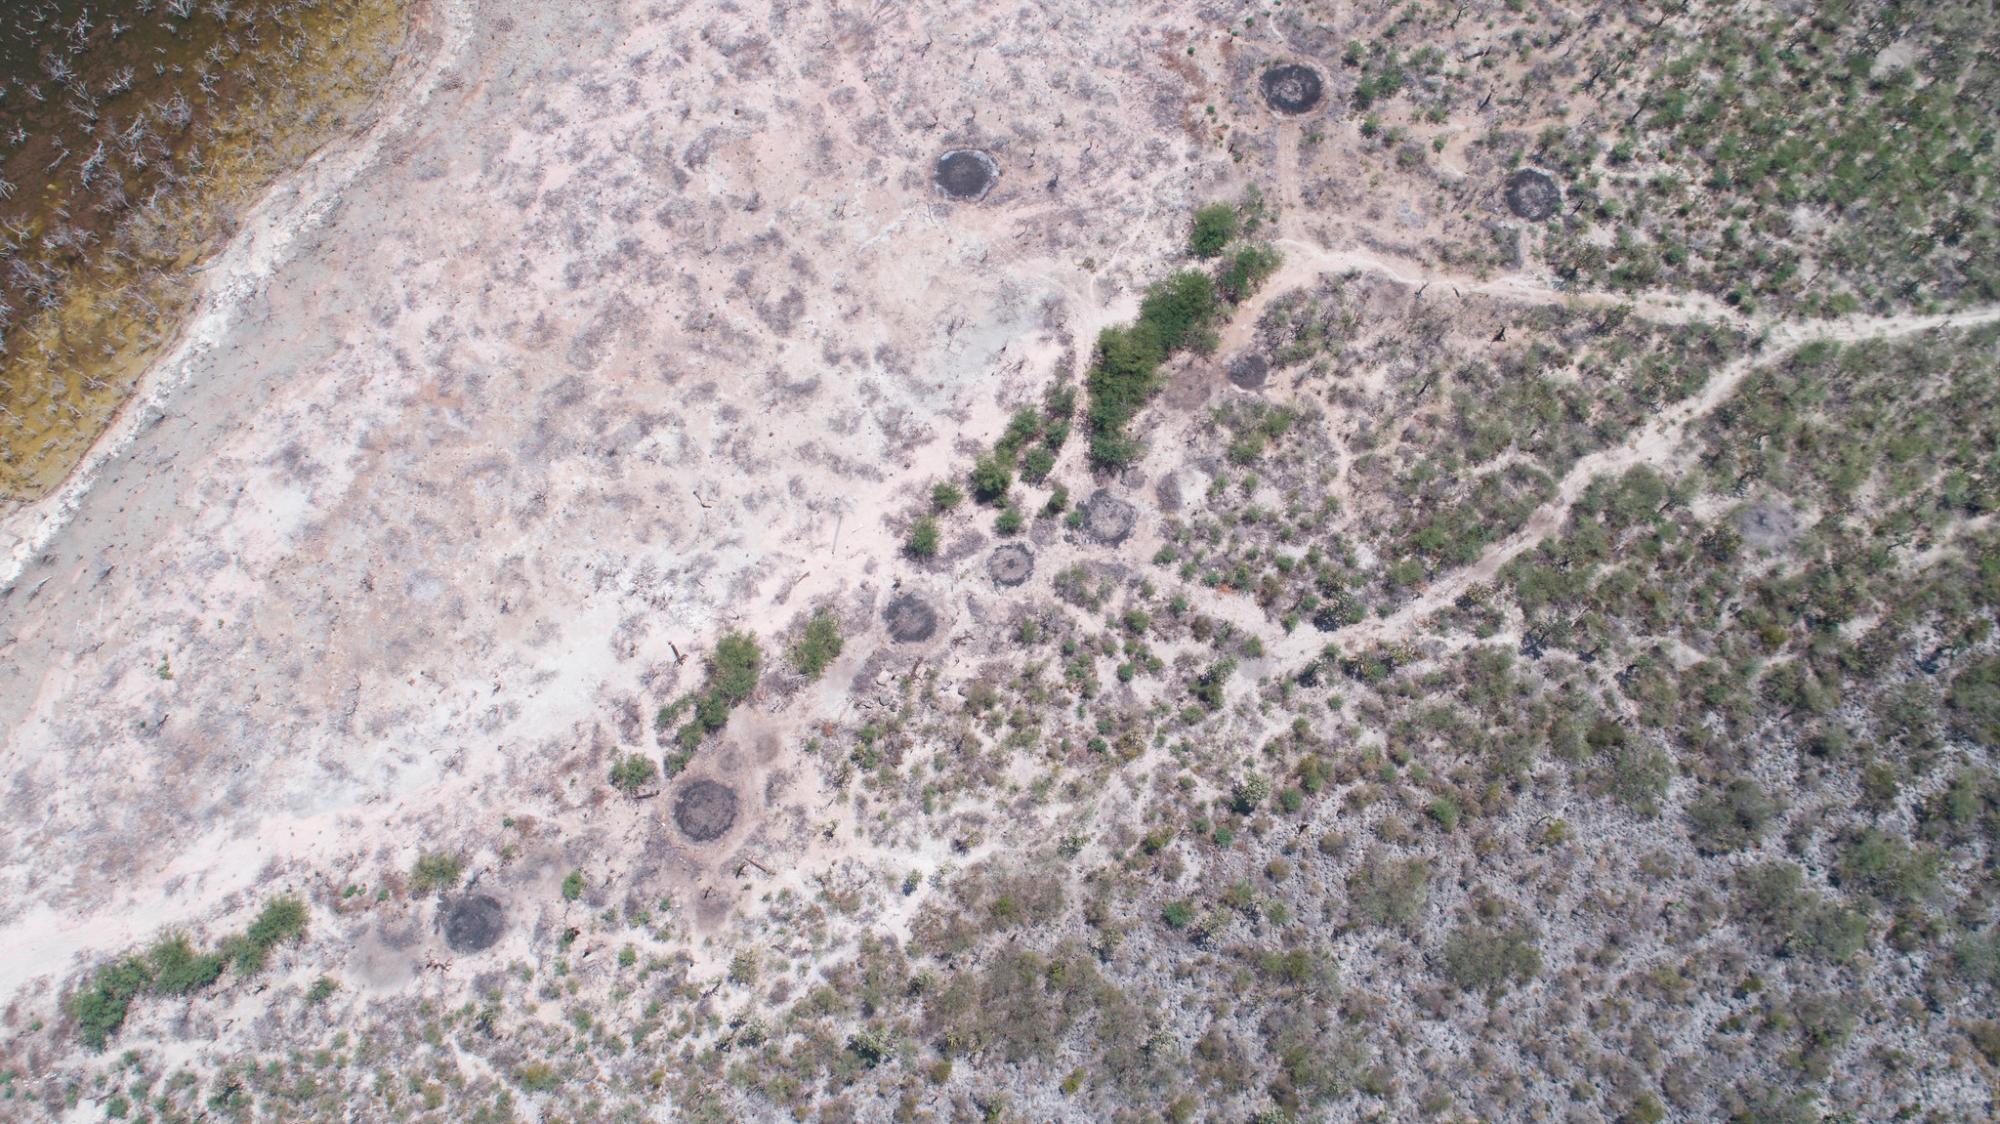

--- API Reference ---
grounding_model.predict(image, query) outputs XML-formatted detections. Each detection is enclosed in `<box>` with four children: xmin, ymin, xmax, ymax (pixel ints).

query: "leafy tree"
<box><xmin>1136</xmin><ymin>270</ymin><xmax>1220</xmax><ymax>355</ymax></box>
<box><xmin>1188</xmin><ymin>203</ymin><xmax>1239</xmax><ymax>258</ymax></box>
<box><xmin>1217</xmin><ymin>244</ymin><xmax>1282</xmax><ymax>304</ymax></box>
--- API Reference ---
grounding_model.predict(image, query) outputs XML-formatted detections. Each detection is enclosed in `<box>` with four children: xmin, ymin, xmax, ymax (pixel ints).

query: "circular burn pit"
<box><xmin>987</xmin><ymin>543</ymin><xmax>1035</xmax><ymax>587</ymax></box>
<box><xmin>1227</xmin><ymin>353</ymin><xmax>1270</xmax><ymax>390</ymax></box>
<box><xmin>440</xmin><ymin>894</ymin><xmax>506</xmax><ymax>954</ymax></box>
<box><xmin>673</xmin><ymin>778</ymin><xmax>740</xmax><ymax>843</ymax></box>
<box><xmin>1260</xmin><ymin>64</ymin><xmax>1324</xmax><ymax>114</ymax></box>
<box><xmin>1504</xmin><ymin>168</ymin><xmax>1561</xmax><ymax>221</ymax></box>
<box><xmin>884</xmin><ymin>593</ymin><xmax>939</xmax><ymax>642</ymax></box>
<box><xmin>1082</xmin><ymin>490</ymin><xmax>1136</xmax><ymax>546</ymax></box>
<box><xmin>934</xmin><ymin>150</ymin><xmax>998</xmax><ymax>201</ymax></box>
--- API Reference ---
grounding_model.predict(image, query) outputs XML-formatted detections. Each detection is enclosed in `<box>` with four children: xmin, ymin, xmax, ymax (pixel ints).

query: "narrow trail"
<box><xmin>1313</xmin><ymin>302</ymin><xmax>2000</xmax><ymax>658</ymax></box>
<box><xmin>1185</xmin><ymin>236</ymin><xmax>2000</xmax><ymax>664</ymax></box>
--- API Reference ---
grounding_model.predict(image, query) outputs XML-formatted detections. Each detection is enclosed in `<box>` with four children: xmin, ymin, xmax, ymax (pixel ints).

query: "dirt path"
<box><xmin>1227</xmin><ymin>294</ymin><xmax>2000</xmax><ymax>660</ymax></box>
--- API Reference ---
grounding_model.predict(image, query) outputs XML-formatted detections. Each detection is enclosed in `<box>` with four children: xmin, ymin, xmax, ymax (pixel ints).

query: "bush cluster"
<box><xmin>69</xmin><ymin>897</ymin><xmax>309</xmax><ymax>1050</ymax></box>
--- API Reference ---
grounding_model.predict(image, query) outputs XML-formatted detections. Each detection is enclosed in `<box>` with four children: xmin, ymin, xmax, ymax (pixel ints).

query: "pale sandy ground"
<box><xmin>0</xmin><ymin>0</ymin><xmax>1256</xmax><ymax>1009</ymax></box>
<box><xmin>3</xmin><ymin>0</ymin><xmax>1996</xmax><ymax>1083</ymax></box>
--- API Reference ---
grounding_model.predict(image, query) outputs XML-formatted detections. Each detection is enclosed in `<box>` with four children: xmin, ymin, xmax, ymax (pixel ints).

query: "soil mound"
<box><xmin>1081</xmin><ymin>490</ymin><xmax>1137</xmax><ymax>546</ymax></box>
<box><xmin>884</xmin><ymin>593</ymin><xmax>939</xmax><ymax>642</ymax></box>
<box><xmin>934</xmin><ymin>150</ymin><xmax>998</xmax><ymax>201</ymax></box>
<box><xmin>673</xmin><ymin>778</ymin><xmax>739</xmax><ymax>842</ymax></box>
<box><xmin>987</xmin><ymin>544</ymin><xmax>1035</xmax><ymax>587</ymax></box>
<box><xmin>440</xmin><ymin>894</ymin><xmax>506</xmax><ymax>954</ymax></box>
<box><xmin>1260</xmin><ymin>64</ymin><xmax>1324</xmax><ymax>114</ymax></box>
<box><xmin>1504</xmin><ymin>168</ymin><xmax>1561</xmax><ymax>221</ymax></box>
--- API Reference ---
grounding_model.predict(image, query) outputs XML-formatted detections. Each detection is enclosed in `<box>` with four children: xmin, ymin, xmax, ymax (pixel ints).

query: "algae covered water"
<box><xmin>0</xmin><ymin>0</ymin><xmax>408</xmax><ymax>504</ymax></box>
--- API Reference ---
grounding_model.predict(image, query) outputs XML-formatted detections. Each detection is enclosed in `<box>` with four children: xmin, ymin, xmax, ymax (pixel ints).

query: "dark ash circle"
<box><xmin>440</xmin><ymin>894</ymin><xmax>506</xmax><ymax>954</ymax></box>
<box><xmin>934</xmin><ymin>150</ymin><xmax>998</xmax><ymax>201</ymax></box>
<box><xmin>673</xmin><ymin>778</ymin><xmax>740</xmax><ymax>843</ymax></box>
<box><xmin>1504</xmin><ymin>168</ymin><xmax>1561</xmax><ymax>221</ymax></box>
<box><xmin>884</xmin><ymin>593</ymin><xmax>939</xmax><ymax>643</ymax></box>
<box><xmin>1082</xmin><ymin>490</ymin><xmax>1136</xmax><ymax>546</ymax></box>
<box><xmin>1227</xmin><ymin>353</ymin><xmax>1270</xmax><ymax>390</ymax></box>
<box><xmin>1260</xmin><ymin>64</ymin><xmax>1324</xmax><ymax>115</ymax></box>
<box><xmin>987</xmin><ymin>543</ymin><xmax>1035</xmax><ymax>587</ymax></box>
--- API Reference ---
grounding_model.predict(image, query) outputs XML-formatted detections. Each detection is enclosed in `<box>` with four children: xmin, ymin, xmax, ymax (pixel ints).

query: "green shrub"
<box><xmin>1735</xmin><ymin>863</ymin><xmax>1869</xmax><ymax>962</ymax></box>
<box><xmin>146</xmin><ymin>934</ymin><xmax>224</xmax><ymax>996</ymax></box>
<box><xmin>969</xmin><ymin>453</ymin><xmax>1013</xmax><ymax>504</ymax></box>
<box><xmin>1191</xmin><ymin>659</ymin><xmax>1237</xmax><ymax>711</ymax></box>
<box><xmin>1083</xmin><ymin>268</ymin><xmax>1229</xmax><ymax>468</ymax></box>
<box><xmin>932</xmin><ymin>481</ymin><xmax>964</xmax><ymax>512</ymax></box>
<box><xmin>1162</xmin><ymin>901</ymin><xmax>1196</xmax><ymax>929</ymax></box>
<box><xmin>229</xmin><ymin>897</ymin><xmax>309</xmax><ymax>974</ymax></box>
<box><xmin>1231</xmin><ymin>773</ymin><xmax>1271</xmax><ymax>813</ymax></box>
<box><xmin>1189</xmin><ymin>203</ymin><xmax>1239</xmax><ymax>258</ymax></box>
<box><xmin>69</xmin><ymin>956</ymin><xmax>153</xmax><ymax>1050</ymax></box>
<box><xmin>995</xmin><ymin>506</ymin><xmax>1024</xmax><ymax>536</ymax></box>
<box><xmin>609</xmin><ymin>752</ymin><xmax>660</xmax><ymax>795</ymax></box>
<box><xmin>1045</xmin><ymin>384</ymin><xmax>1077</xmax><ymax>421</ymax></box>
<box><xmin>1021</xmin><ymin>445</ymin><xmax>1056</xmax><ymax>484</ymax></box>
<box><xmin>1953</xmin><ymin>927</ymin><xmax>2000</xmax><ymax>991</ymax></box>
<box><xmin>791</xmin><ymin>609</ymin><xmax>843</xmax><ymax>679</ymax></box>
<box><xmin>562</xmin><ymin>870</ymin><xmax>586</xmax><ymax>902</ymax></box>
<box><xmin>997</xmin><ymin>407</ymin><xmax>1042</xmax><ymax>457</ymax></box>
<box><xmin>1687</xmin><ymin>779</ymin><xmax>1779</xmax><ymax>853</ymax></box>
<box><xmin>515</xmin><ymin>1063</ymin><xmax>561</xmax><ymax>1092</ymax></box>
<box><xmin>410</xmin><ymin>851</ymin><xmax>464</xmax><ymax>895</ymax></box>
<box><xmin>1428</xmin><ymin>795</ymin><xmax>1461</xmax><ymax>831</ymax></box>
<box><xmin>1348</xmin><ymin>856</ymin><xmax>1430</xmax><ymax>929</ymax></box>
<box><xmin>675</xmin><ymin>632</ymin><xmax>762</xmax><ymax>748</ymax></box>
<box><xmin>1949</xmin><ymin>656</ymin><xmax>2000</xmax><ymax>746</ymax></box>
<box><xmin>1439</xmin><ymin>923</ymin><xmax>1542</xmax><ymax>995</ymax></box>
<box><xmin>906</xmin><ymin>515</ymin><xmax>940</xmax><ymax>559</ymax></box>
<box><xmin>1835</xmin><ymin>829</ymin><xmax>1939</xmax><ymax>908</ymax></box>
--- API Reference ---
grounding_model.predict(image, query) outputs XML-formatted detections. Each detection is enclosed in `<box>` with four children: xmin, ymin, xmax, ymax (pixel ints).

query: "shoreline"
<box><xmin>0</xmin><ymin>0</ymin><xmax>469</xmax><ymax>594</ymax></box>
